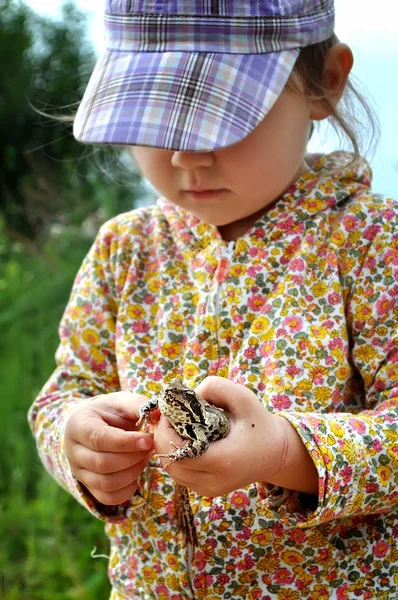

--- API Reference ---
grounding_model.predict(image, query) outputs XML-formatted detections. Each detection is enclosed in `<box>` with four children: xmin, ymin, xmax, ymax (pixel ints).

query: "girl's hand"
<box><xmin>154</xmin><ymin>376</ymin><xmax>286</xmax><ymax>497</ymax></box>
<box><xmin>64</xmin><ymin>393</ymin><xmax>154</xmax><ymax>505</ymax></box>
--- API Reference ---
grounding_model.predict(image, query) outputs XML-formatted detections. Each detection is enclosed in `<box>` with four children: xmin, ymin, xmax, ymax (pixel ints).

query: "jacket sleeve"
<box><xmin>28</xmin><ymin>215</ymin><xmax>143</xmax><ymax>520</ymax></box>
<box><xmin>257</xmin><ymin>196</ymin><xmax>398</xmax><ymax>527</ymax></box>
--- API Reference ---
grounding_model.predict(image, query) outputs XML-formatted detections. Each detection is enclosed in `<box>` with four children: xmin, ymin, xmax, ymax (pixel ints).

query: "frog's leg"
<box><xmin>157</xmin><ymin>427</ymin><xmax>210</xmax><ymax>466</ymax></box>
<box><xmin>136</xmin><ymin>398</ymin><xmax>158</xmax><ymax>429</ymax></box>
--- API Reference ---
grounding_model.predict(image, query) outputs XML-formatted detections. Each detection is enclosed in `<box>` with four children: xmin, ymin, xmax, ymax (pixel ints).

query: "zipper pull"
<box><xmin>215</xmin><ymin>241</ymin><xmax>235</xmax><ymax>284</ymax></box>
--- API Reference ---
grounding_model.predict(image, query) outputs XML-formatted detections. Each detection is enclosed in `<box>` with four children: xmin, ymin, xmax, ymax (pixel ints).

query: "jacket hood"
<box><xmin>157</xmin><ymin>151</ymin><xmax>373</xmax><ymax>261</ymax></box>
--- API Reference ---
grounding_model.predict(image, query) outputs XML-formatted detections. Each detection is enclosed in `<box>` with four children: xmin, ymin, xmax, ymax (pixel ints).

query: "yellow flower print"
<box><xmin>314</xmin><ymin>387</ymin><xmax>332</xmax><ymax>403</ymax></box>
<box><xmin>311</xmin><ymin>584</ymin><xmax>330</xmax><ymax>599</ymax></box>
<box><xmin>161</xmin><ymin>342</ymin><xmax>182</xmax><ymax>360</ymax></box>
<box><xmin>307</xmin><ymin>529</ymin><xmax>328</xmax><ymax>548</ymax></box>
<box><xmin>167</xmin><ymin>313</ymin><xmax>185</xmax><ymax>332</ymax></box>
<box><xmin>193</xmin><ymin>270</ymin><xmax>207</xmax><ymax>285</ymax></box>
<box><xmin>251</xmin><ymin>529</ymin><xmax>273</xmax><ymax>546</ymax></box>
<box><xmin>165</xmin><ymin>573</ymin><xmax>180</xmax><ymax>591</ymax></box>
<box><xmin>330</xmin><ymin>422</ymin><xmax>345</xmax><ymax>438</ymax></box>
<box><xmin>147</xmin><ymin>277</ymin><xmax>160</xmax><ymax>293</ymax></box>
<box><xmin>146</xmin><ymin>381</ymin><xmax>162</xmax><ymax>393</ymax></box>
<box><xmin>277</xmin><ymin>590</ymin><xmax>300</xmax><ymax>600</ymax></box>
<box><xmin>297</xmin><ymin>379</ymin><xmax>313</xmax><ymax>392</ymax></box>
<box><xmin>355</xmin><ymin>344</ymin><xmax>378</xmax><ymax>363</ymax></box>
<box><xmin>127</xmin><ymin>304</ymin><xmax>145</xmax><ymax>320</ymax></box>
<box><xmin>142</xmin><ymin>566</ymin><xmax>157</xmax><ymax>583</ymax></box>
<box><xmin>91</xmin><ymin>347</ymin><xmax>107</xmax><ymax>363</ymax></box>
<box><xmin>319</xmin><ymin>445</ymin><xmax>334</xmax><ymax>470</ymax></box>
<box><xmin>311</xmin><ymin>282</ymin><xmax>328</xmax><ymax>297</ymax></box>
<box><xmin>257</xmin><ymin>555</ymin><xmax>280</xmax><ymax>572</ymax></box>
<box><xmin>205</xmin><ymin>344</ymin><xmax>218</xmax><ymax>360</ymax></box>
<box><xmin>184</xmin><ymin>363</ymin><xmax>200</xmax><ymax>379</ymax></box>
<box><xmin>225</xmin><ymin>285</ymin><xmax>242</xmax><ymax>304</ymax></box>
<box><xmin>281</xmin><ymin>549</ymin><xmax>303</xmax><ymax>566</ymax></box>
<box><xmin>309</xmin><ymin>325</ymin><xmax>329</xmax><ymax>339</ymax></box>
<box><xmin>82</xmin><ymin>328</ymin><xmax>100</xmax><ymax>345</ymax></box>
<box><xmin>336</xmin><ymin>365</ymin><xmax>350</xmax><ymax>380</ymax></box>
<box><xmin>340</xmin><ymin>256</ymin><xmax>356</xmax><ymax>275</ymax></box>
<box><xmin>302</xmin><ymin>197</ymin><xmax>327</xmax><ymax>213</ymax></box>
<box><xmin>252</xmin><ymin>316</ymin><xmax>270</xmax><ymax>333</ymax></box>
<box><xmin>70</xmin><ymin>333</ymin><xmax>81</xmax><ymax>349</ymax></box>
<box><xmin>331</xmin><ymin>229</ymin><xmax>345</xmax><ymax>246</ymax></box>
<box><xmin>236</xmin><ymin>238</ymin><xmax>249</xmax><ymax>254</ymax></box>
<box><xmin>347</xmin><ymin>230</ymin><xmax>362</xmax><ymax>244</ymax></box>
<box><xmin>166</xmin><ymin>555</ymin><xmax>179</xmax><ymax>572</ymax></box>
<box><xmin>230</xmin><ymin>264</ymin><xmax>247</xmax><ymax>278</ymax></box>
<box><xmin>377</xmin><ymin>464</ymin><xmax>392</xmax><ymax>486</ymax></box>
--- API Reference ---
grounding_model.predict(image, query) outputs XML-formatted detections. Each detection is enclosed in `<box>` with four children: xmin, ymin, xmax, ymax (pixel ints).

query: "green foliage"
<box><xmin>0</xmin><ymin>2</ymin><xmax>151</xmax><ymax>595</ymax></box>
<box><xmin>0</xmin><ymin>222</ymin><xmax>111</xmax><ymax>599</ymax></box>
<box><xmin>0</xmin><ymin>0</ymin><xmax>145</xmax><ymax>240</ymax></box>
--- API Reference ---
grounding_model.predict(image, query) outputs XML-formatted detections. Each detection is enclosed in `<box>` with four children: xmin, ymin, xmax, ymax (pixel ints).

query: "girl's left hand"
<box><xmin>153</xmin><ymin>376</ymin><xmax>286</xmax><ymax>497</ymax></box>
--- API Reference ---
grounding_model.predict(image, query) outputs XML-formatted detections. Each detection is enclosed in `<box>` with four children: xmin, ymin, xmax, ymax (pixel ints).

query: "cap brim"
<box><xmin>74</xmin><ymin>48</ymin><xmax>299</xmax><ymax>152</ymax></box>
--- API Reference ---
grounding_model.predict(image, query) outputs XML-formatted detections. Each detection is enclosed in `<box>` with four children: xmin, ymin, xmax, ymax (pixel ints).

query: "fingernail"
<box><xmin>137</xmin><ymin>437</ymin><xmax>151</xmax><ymax>450</ymax></box>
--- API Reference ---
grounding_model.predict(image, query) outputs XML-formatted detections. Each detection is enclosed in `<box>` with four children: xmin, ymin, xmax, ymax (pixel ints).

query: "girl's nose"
<box><xmin>171</xmin><ymin>151</ymin><xmax>215</xmax><ymax>169</ymax></box>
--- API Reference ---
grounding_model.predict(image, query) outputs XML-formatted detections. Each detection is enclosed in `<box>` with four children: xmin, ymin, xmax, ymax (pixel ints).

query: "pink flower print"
<box><xmin>376</xmin><ymin>294</ymin><xmax>394</xmax><ymax>315</ymax></box>
<box><xmin>248</xmin><ymin>294</ymin><xmax>266</xmax><ymax>312</ymax></box>
<box><xmin>342</xmin><ymin>214</ymin><xmax>359</xmax><ymax>231</ymax></box>
<box><xmin>132</xmin><ymin>320</ymin><xmax>150</xmax><ymax>333</ymax></box>
<box><xmin>286</xmin><ymin>365</ymin><xmax>303</xmax><ymax>377</ymax></box>
<box><xmin>217</xmin><ymin>574</ymin><xmax>230</xmax><ymax>585</ymax></box>
<box><xmin>372</xmin><ymin>438</ymin><xmax>383</xmax><ymax>452</ymax></box>
<box><xmin>247</xmin><ymin>265</ymin><xmax>262</xmax><ymax>276</ymax></box>
<box><xmin>236</xmin><ymin>525</ymin><xmax>252</xmax><ymax>541</ymax></box>
<box><xmin>230</xmin><ymin>491</ymin><xmax>250</xmax><ymax>509</ymax></box>
<box><xmin>236</xmin><ymin>554</ymin><xmax>256</xmax><ymax>571</ymax></box>
<box><xmin>209</xmin><ymin>504</ymin><xmax>225</xmax><ymax>521</ymax></box>
<box><xmin>365</xmin><ymin>482</ymin><xmax>379</xmax><ymax>493</ymax></box>
<box><xmin>341</xmin><ymin>465</ymin><xmax>353</xmax><ymax>484</ymax></box>
<box><xmin>274</xmin><ymin>568</ymin><xmax>294</xmax><ymax>585</ymax></box>
<box><xmin>328</xmin><ymin>291</ymin><xmax>341</xmax><ymax>305</ymax></box>
<box><xmin>290</xmin><ymin>258</ymin><xmax>305</xmax><ymax>271</ymax></box>
<box><xmin>271</xmin><ymin>394</ymin><xmax>292</xmax><ymax>410</ymax></box>
<box><xmin>231</xmin><ymin>546</ymin><xmax>243</xmax><ymax>559</ymax></box>
<box><xmin>244</xmin><ymin>347</ymin><xmax>257</xmax><ymax>359</ymax></box>
<box><xmin>349</xmin><ymin>418</ymin><xmax>367</xmax><ymax>434</ymax></box>
<box><xmin>363</xmin><ymin>223</ymin><xmax>382</xmax><ymax>240</ymax></box>
<box><xmin>374</xmin><ymin>541</ymin><xmax>389</xmax><ymax>558</ymax></box>
<box><xmin>283</xmin><ymin>315</ymin><xmax>303</xmax><ymax>332</ymax></box>
<box><xmin>259</xmin><ymin>341</ymin><xmax>275</xmax><ymax>357</ymax></box>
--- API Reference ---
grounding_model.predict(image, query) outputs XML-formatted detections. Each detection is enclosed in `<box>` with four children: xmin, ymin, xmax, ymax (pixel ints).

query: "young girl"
<box><xmin>29</xmin><ymin>1</ymin><xmax>398</xmax><ymax>599</ymax></box>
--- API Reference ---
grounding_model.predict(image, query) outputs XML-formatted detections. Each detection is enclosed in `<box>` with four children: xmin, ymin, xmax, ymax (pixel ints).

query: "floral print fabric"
<box><xmin>29</xmin><ymin>152</ymin><xmax>398</xmax><ymax>599</ymax></box>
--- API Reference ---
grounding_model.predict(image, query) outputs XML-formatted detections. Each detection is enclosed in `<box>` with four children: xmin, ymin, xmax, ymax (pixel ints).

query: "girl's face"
<box><xmin>131</xmin><ymin>81</ymin><xmax>312</xmax><ymax>240</ymax></box>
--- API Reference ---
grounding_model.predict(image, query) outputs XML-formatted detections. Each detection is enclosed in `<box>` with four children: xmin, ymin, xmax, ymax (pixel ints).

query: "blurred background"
<box><xmin>0</xmin><ymin>0</ymin><xmax>397</xmax><ymax>598</ymax></box>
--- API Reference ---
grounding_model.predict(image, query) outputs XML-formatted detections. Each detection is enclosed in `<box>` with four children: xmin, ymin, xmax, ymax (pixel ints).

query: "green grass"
<box><xmin>0</xmin><ymin>232</ymin><xmax>111</xmax><ymax>599</ymax></box>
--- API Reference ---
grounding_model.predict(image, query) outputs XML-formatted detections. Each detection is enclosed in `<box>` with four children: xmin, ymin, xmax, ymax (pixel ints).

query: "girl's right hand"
<box><xmin>64</xmin><ymin>393</ymin><xmax>154</xmax><ymax>505</ymax></box>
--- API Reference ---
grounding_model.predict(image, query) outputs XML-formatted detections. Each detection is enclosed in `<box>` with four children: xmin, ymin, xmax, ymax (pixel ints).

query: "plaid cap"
<box><xmin>74</xmin><ymin>1</ymin><xmax>335</xmax><ymax>152</ymax></box>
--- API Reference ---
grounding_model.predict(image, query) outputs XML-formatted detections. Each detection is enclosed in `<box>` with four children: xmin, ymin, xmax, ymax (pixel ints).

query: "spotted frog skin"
<box><xmin>137</xmin><ymin>378</ymin><xmax>230</xmax><ymax>466</ymax></box>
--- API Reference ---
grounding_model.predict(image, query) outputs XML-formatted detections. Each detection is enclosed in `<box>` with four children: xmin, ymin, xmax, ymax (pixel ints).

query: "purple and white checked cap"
<box><xmin>74</xmin><ymin>1</ymin><xmax>335</xmax><ymax>151</ymax></box>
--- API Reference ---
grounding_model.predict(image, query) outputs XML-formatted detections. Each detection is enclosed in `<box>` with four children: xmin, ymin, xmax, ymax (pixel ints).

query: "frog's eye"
<box><xmin>182</xmin><ymin>390</ymin><xmax>196</xmax><ymax>401</ymax></box>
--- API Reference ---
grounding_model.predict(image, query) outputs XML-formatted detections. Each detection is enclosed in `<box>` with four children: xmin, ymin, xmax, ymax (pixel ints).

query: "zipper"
<box><xmin>214</xmin><ymin>241</ymin><xmax>235</xmax><ymax>369</ymax></box>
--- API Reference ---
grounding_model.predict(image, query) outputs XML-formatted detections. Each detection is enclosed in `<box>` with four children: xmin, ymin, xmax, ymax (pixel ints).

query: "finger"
<box><xmin>195</xmin><ymin>376</ymin><xmax>253</xmax><ymax>417</ymax></box>
<box><xmin>92</xmin><ymin>393</ymin><xmax>151</xmax><ymax>431</ymax></box>
<box><xmin>71</xmin><ymin>444</ymin><xmax>152</xmax><ymax>474</ymax></box>
<box><xmin>76</xmin><ymin>462</ymin><xmax>147</xmax><ymax>495</ymax></box>
<box><xmin>71</xmin><ymin>416</ymin><xmax>154</xmax><ymax>452</ymax></box>
<box><xmin>87</xmin><ymin>481</ymin><xmax>139</xmax><ymax>506</ymax></box>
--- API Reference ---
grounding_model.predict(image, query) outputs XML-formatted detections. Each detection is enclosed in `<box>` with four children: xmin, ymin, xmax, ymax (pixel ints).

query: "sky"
<box><xmin>26</xmin><ymin>0</ymin><xmax>398</xmax><ymax>199</ymax></box>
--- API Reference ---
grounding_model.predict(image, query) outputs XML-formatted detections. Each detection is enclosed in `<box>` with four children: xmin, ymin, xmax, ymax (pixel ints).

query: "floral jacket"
<box><xmin>29</xmin><ymin>152</ymin><xmax>398</xmax><ymax>600</ymax></box>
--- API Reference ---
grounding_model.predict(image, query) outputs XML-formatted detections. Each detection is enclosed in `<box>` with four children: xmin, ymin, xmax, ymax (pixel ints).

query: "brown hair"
<box><xmin>288</xmin><ymin>34</ymin><xmax>380</xmax><ymax>159</ymax></box>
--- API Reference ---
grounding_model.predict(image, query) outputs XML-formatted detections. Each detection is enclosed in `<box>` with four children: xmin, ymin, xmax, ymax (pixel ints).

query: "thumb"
<box><xmin>91</xmin><ymin>392</ymin><xmax>151</xmax><ymax>432</ymax></box>
<box><xmin>195</xmin><ymin>376</ymin><xmax>255</xmax><ymax>418</ymax></box>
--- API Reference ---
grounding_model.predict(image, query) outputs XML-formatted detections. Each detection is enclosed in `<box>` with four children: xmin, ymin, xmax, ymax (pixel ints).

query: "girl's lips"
<box><xmin>185</xmin><ymin>189</ymin><xmax>227</xmax><ymax>200</ymax></box>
